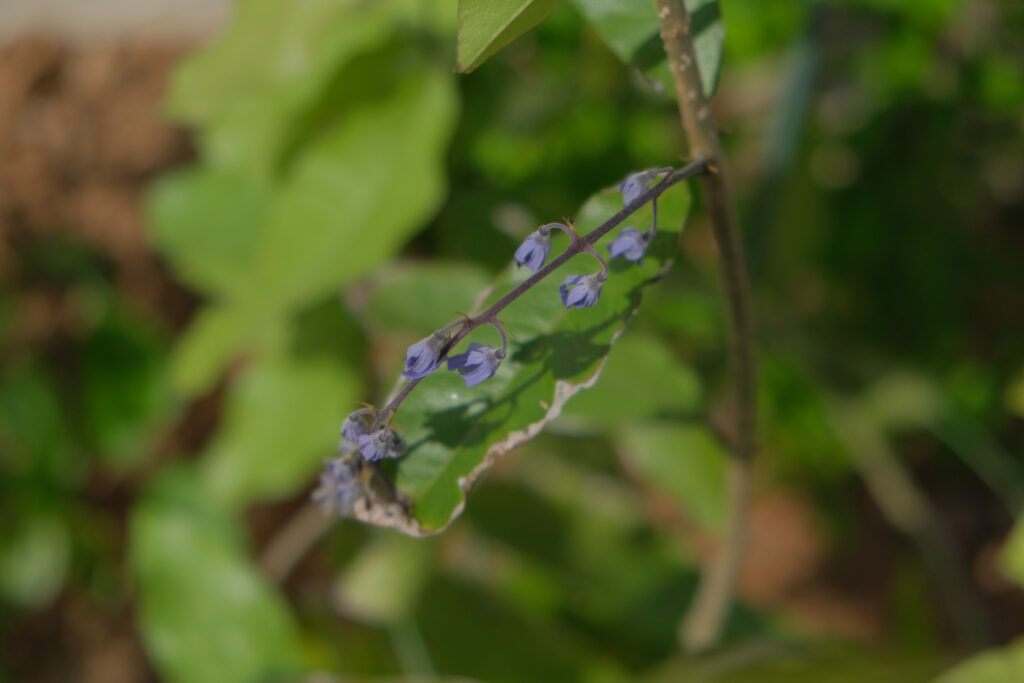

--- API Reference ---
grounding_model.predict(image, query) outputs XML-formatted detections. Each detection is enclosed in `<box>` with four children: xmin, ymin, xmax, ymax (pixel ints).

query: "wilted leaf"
<box><xmin>456</xmin><ymin>0</ymin><xmax>561</xmax><ymax>72</ymax></box>
<box><xmin>350</xmin><ymin>180</ymin><xmax>691</xmax><ymax>534</ymax></box>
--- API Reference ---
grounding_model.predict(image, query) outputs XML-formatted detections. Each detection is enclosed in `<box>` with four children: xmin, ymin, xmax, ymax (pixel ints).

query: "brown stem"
<box><xmin>261</xmin><ymin>503</ymin><xmax>333</xmax><ymax>582</ymax></box>
<box><xmin>657</xmin><ymin>0</ymin><xmax>757</xmax><ymax>653</ymax></box>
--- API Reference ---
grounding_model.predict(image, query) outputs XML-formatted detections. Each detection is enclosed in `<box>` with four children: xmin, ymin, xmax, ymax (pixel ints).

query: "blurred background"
<box><xmin>1</xmin><ymin>0</ymin><xmax>1023</xmax><ymax>681</ymax></box>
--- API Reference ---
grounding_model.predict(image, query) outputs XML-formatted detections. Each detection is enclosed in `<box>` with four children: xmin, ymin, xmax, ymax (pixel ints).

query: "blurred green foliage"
<box><xmin>2</xmin><ymin>0</ymin><xmax>1024</xmax><ymax>681</ymax></box>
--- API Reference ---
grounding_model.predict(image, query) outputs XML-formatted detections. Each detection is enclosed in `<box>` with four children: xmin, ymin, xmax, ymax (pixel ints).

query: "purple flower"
<box><xmin>620</xmin><ymin>169</ymin><xmax>667</xmax><ymax>206</ymax></box>
<box><xmin>559</xmin><ymin>273</ymin><xmax>606</xmax><ymax>309</ymax></box>
<box><xmin>514</xmin><ymin>229</ymin><xmax>552</xmax><ymax>272</ymax></box>
<box><xmin>312</xmin><ymin>456</ymin><xmax>362</xmax><ymax>514</ymax></box>
<box><xmin>447</xmin><ymin>343</ymin><xmax>504</xmax><ymax>387</ymax></box>
<box><xmin>402</xmin><ymin>331</ymin><xmax>447</xmax><ymax>379</ymax></box>
<box><xmin>340</xmin><ymin>411</ymin><xmax>369</xmax><ymax>443</ymax></box>
<box><xmin>608</xmin><ymin>227</ymin><xmax>652</xmax><ymax>264</ymax></box>
<box><xmin>358</xmin><ymin>428</ymin><xmax>407</xmax><ymax>462</ymax></box>
<box><xmin>620</xmin><ymin>174</ymin><xmax>648</xmax><ymax>206</ymax></box>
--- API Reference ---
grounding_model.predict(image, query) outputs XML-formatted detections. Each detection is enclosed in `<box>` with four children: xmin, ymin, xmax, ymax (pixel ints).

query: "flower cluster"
<box><xmin>316</xmin><ymin>167</ymin><xmax>676</xmax><ymax>512</ymax></box>
<box><xmin>312</xmin><ymin>454</ymin><xmax>362</xmax><ymax>515</ymax></box>
<box><xmin>338</xmin><ymin>408</ymin><xmax>406</xmax><ymax>463</ymax></box>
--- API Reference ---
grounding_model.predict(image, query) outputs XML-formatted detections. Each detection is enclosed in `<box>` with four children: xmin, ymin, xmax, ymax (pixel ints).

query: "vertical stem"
<box><xmin>657</xmin><ymin>0</ymin><xmax>757</xmax><ymax>653</ymax></box>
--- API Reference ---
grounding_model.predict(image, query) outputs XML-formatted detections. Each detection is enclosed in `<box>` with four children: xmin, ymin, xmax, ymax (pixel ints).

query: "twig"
<box><xmin>261</xmin><ymin>503</ymin><xmax>334</xmax><ymax>582</ymax></box>
<box><xmin>657</xmin><ymin>0</ymin><xmax>757</xmax><ymax>653</ymax></box>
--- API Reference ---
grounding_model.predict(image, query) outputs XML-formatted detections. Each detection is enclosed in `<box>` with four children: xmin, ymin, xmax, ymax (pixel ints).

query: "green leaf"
<box><xmin>334</xmin><ymin>532</ymin><xmax>433</xmax><ymax>625</ymax></box>
<box><xmin>243</xmin><ymin>65</ymin><xmax>457</xmax><ymax>326</ymax></box>
<box><xmin>0</xmin><ymin>515</ymin><xmax>70</xmax><ymax>608</ymax></box>
<box><xmin>0</xmin><ymin>360</ymin><xmax>79</xmax><ymax>486</ymax></box>
<box><xmin>649</xmin><ymin>646</ymin><xmax>942</xmax><ymax>683</ymax></box>
<box><xmin>616</xmin><ymin>422</ymin><xmax>726</xmax><ymax>532</ymax></box>
<box><xmin>415</xmin><ymin>575</ymin><xmax>594</xmax><ymax>682</ymax></box>
<box><xmin>933</xmin><ymin>638</ymin><xmax>1024</xmax><ymax>683</ymax></box>
<box><xmin>352</xmin><ymin>180</ymin><xmax>691</xmax><ymax>534</ymax></box>
<box><xmin>131</xmin><ymin>469</ymin><xmax>301</xmax><ymax>683</ymax></box>
<box><xmin>557</xmin><ymin>331</ymin><xmax>701</xmax><ymax>427</ymax></box>
<box><xmin>169</xmin><ymin>0</ymin><xmax>394</xmax><ymax>127</ymax></box>
<box><xmin>169</xmin><ymin>304</ymin><xmax>255</xmax><ymax>396</ymax></box>
<box><xmin>147</xmin><ymin>167</ymin><xmax>271</xmax><ymax>295</ymax></box>
<box><xmin>169</xmin><ymin>65</ymin><xmax>458</xmax><ymax>396</ymax></box>
<box><xmin>1000</xmin><ymin>515</ymin><xmax>1024</xmax><ymax>589</ymax></box>
<box><xmin>456</xmin><ymin>0</ymin><xmax>562</xmax><ymax>72</ymax></box>
<box><xmin>79</xmin><ymin>307</ymin><xmax>173</xmax><ymax>468</ymax></box>
<box><xmin>568</xmin><ymin>0</ymin><xmax>724</xmax><ymax>98</ymax></box>
<box><xmin>199</xmin><ymin>344</ymin><xmax>360</xmax><ymax>509</ymax></box>
<box><xmin>363</xmin><ymin>262</ymin><xmax>493</xmax><ymax>335</ymax></box>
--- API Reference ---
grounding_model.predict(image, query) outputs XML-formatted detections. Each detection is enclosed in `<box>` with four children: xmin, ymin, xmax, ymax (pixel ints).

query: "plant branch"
<box><xmin>382</xmin><ymin>157</ymin><xmax>708</xmax><ymax>417</ymax></box>
<box><xmin>657</xmin><ymin>0</ymin><xmax>757</xmax><ymax>653</ymax></box>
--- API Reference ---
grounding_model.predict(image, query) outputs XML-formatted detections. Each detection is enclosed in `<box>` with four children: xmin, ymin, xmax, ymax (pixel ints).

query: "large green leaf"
<box><xmin>568</xmin><ymin>0</ymin><xmax>724</xmax><ymax>97</ymax></box>
<box><xmin>131</xmin><ymin>469</ymin><xmax>301</xmax><ymax>683</ymax></box>
<box><xmin>362</xmin><ymin>262</ymin><xmax>493</xmax><ymax>335</ymax></box>
<box><xmin>169</xmin><ymin>65</ymin><xmax>458</xmax><ymax>396</ymax></box>
<box><xmin>349</xmin><ymin>180</ymin><xmax>691</xmax><ymax>534</ymax></box>
<box><xmin>198</xmin><ymin>345</ymin><xmax>360</xmax><ymax>509</ymax></box>
<box><xmin>242</xmin><ymin>65</ymin><xmax>458</xmax><ymax>326</ymax></box>
<box><xmin>147</xmin><ymin>167</ymin><xmax>272</xmax><ymax>296</ymax></box>
<box><xmin>456</xmin><ymin>0</ymin><xmax>562</xmax><ymax>72</ymax></box>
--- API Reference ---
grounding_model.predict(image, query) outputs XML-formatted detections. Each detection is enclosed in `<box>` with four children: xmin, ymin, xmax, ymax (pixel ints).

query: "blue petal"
<box><xmin>514</xmin><ymin>231</ymin><xmax>552</xmax><ymax>271</ymax></box>
<box><xmin>461</xmin><ymin>362</ymin><xmax>496</xmax><ymax>387</ymax></box>
<box><xmin>609</xmin><ymin>227</ymin><xmax>649</xmax><ymax>263</ymax></box>
<box><xmin>621</xmin><ymin>175</ymin><xmax>646</xmax><ymax>205</ymax></box>
<box><xmin>340</xmin><ymin>412</ymin><xmax>368</xmax><ymax>442</ymax></box>
<box><xmin>402</xmin><ymin>333</ymin><xmax>445</xmax><ymax>379</ymax></box>
<box><xmin>559</xmin><ymin>274</ymin><xmax>582</xmax><ymax>306</ymax></box>
<box><xmin>447</xmin><ymin>351</ymin><xmax>470</xmax><ymax>371</ymax></box>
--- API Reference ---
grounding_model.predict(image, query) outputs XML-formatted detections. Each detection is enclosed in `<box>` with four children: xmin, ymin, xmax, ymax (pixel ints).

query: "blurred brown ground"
<box><xmin>0</xmin><ymin>37</ymin><xmax>189</xmax><ymax>683</ymax></box>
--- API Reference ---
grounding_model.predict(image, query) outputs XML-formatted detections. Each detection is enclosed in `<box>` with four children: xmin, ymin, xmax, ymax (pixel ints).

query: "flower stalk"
<box><xmin>318</xmin><ymin>157</ymin><xmax>709</xmax><ymax>517</ymax></box>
